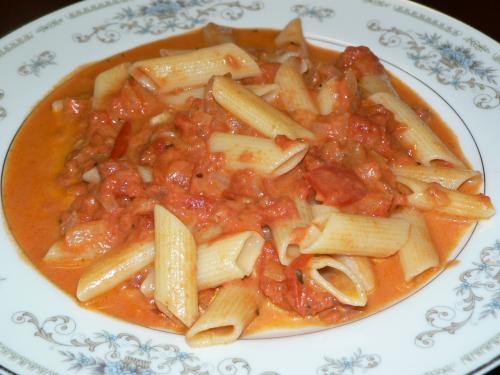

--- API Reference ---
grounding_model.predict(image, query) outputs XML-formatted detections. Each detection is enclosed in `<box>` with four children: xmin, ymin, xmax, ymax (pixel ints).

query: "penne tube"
<box><xmin>392</xmin><ymin>208</ymin><xmax>439</xmax><ymax>281</ymax></box>
<box><xmin>300</xmin><ymin>212</ymin><xmax>410</xmax><ymax>257</ymax></box>
<box><xmin>44</xmin><ymin>220</ymin><xmax>112</xmax><ymax>266</ymax></box>
<box><xmin>186</xmin><ymin>280</ymin><xmax>258</xmax><ymax>347</ymax></box>
<box><xmin>92</xmin><ymin>63</ymin><xmax>130</xmax><ymax>110</ymax></box>
<box><xmin>160</xmin><ymin>87</ymin><xmax>205</xmax><ymax>108</ymax></box>
<box><xmin>211</xmin><ymin>76</ymin><xmax>315</xmax><ymax>140</ymax></box>
<box><xmin>203</xmin><ymin>22</ymin><xmax>234</xmax><ymax>45</ymax></box>
<box><xmin>311</xmin><ymin>203</ymin><xmax>339</xmax><ymax>222</ymax></box>
<box><xmin>140</xmin><ymin>269</ymin><xmax>155</xmax><ymax>298</ymax></box>
<box><xmin>369</xmin><ymin>92</ymin><xmax>464</xmax><ymax>167</ymax></box>
<box><xmin>391</xmin><ymin>164</ymin><xmax>480</xmax><ymax>190</ymax></box>
<box><xmin>197</xmin><ymin>231</ymin><xmax>264</xmax><ymax>290</ymax></box>
<box><xmin>275</xmin><ymin>18</ymin><xmax>308</xmax><ymax>56</ymax></box>
<box><xmin>397</xmin><ymin>176</ymin><xmax>495</xmax><ymax>220</ymax></box>
<box><xmin>131</xmin><ymin>43</ymin><xmax>261</xmax><ymax>93</ymax></box>
<box><xmin>208</xmin><ymin>132</ymin><xmax>308</xmax><ymax>177</ymax></box>
<box><xmin>76</xmin><ymin>241</ymin><xmax>155</xmax><ymax>302</ymax></box>
<box><xmin>335</xmin><ymin>255</ymin><xmax>376</xmax><ymax>292</ymax></box>
<box><xmin>275</xmin><ymin>63</ymin><xmax>318</xmax><ymax>114</ymax></box>
<box><xmin>359</xmin><ymin>74</ymin><xmax>397</xmax><ymax>97</ymax></box>
<box><xmin>306</xmin><ymin>256</ymin><xmax>367</xmax><ymax>306</ymax></box>
<box><xmin>154</xmin><ymin>205</ymin><xmax>198</xmax><ymax>327</ymax></box>
<box><xmin>317</xmin><ymin>77</ymin><xmax>338</xmax><ymax>116</ymax></box>
<box><xmin>270</xmin><ymin>198</ymin><xmax>312</xmax><ymax>265</ymax></box>
<box><xmin>244</xmin><ymin>83</ymin><xmax>280</xmax><ymax>97</ymax></box>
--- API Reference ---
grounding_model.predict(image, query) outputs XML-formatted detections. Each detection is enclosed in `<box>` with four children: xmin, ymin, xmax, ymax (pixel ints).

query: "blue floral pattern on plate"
<box><xmin>72</xmin><ymin>0</ymin><xmax>263</xmax><ymax>43</ymax></box>
<box><xmin>367</xmin><ymin>20</ymin><xmax>499</xmax><ymax>110</ymax></box>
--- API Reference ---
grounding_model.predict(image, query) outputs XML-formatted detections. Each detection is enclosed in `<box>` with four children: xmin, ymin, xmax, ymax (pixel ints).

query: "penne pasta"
<box><xmin>311</xmin><ymin>203</ymin><xmax>339</xmax><ymax>222</ymax></box>
<box><xmin>197</xmin><ymin>231</ymin><xmax>264</xmax><ymax>290</ymax></box>
<box><xmin>203</xmin><ymin>22</ymin><xmax>234</xmax><ymax>46</ymax></box>
<box><xmin>392</xmin><ymin>208</ymin><xmax>439</xmax><ymax>282</ymax></box>
<box><xmin>43</xmin><ymin>220</ymin><xmax>113</xmax><ymax>266</ymax></box>
<box><xmin>275</xmin><ymin>18</ymin><xmax>308</xmax><ymax>56</ymax></box>
<box><xmin>306</xmin><ymin>256</ymin><xmax>367</xmax><ymax>306</ymax></box>
<box><xmin>244</xmin><ymin>83</ymin><xmax>280</xmax><ymax>97</ymax></box>
<box><xmin>397</xmin><ymin>176</ymin><xmax>495</xmax><ymax>219</ymax></box>
<box><xmin>391</xmin><ymin>164</ymin><xmax>480</xmax><ymax>190</ymax></box>
<box><xmin>317</xmin><ymin>77</ymin><xmax>339</xmax><ymax>116</ymax></box>
<box><xmin>186</xmin><ymin>280</ymin><xmax>258</xmax><ymax>347</ymax></box>
<box><xmin>300</xmin><ymin>212</ymin><xmax>410</xmax><ymax>257</ymax></box>
<box><xmin>270</xmin><ymin>198</ymin><xmax>313</xmax><ymax>265</ymax></box>
<box><xmin>154</xmin><ymin>204</ymin><xmax>198</xmax><ymax>327</ymax></box>
<box><xmin>359</xmin><ymin>74</ymin><xmax>397</xmax><ymax>98</ymax></box>
<box><xmin>335</xmin><ymin>255</ymin><xmax>376</xmax><ymax>292</ymax></box>
<box><xmin>275</xmin><ymin>63</ymin><xmax>318</xmax><ymax>114</ymax></box>
<box><xmin>211</xmin><ymin>76</ymin><xmax>315</xmax><ymax>140</ymax></box>
<box><xmin>131</xmin><ymin>43</ymin><xmax>261</xmax><ymax>93</ymax></box>
<box><xmin>369</xmin><ymin>92</ymin><xmax>464</xmax><ymax>167</ymax></box>
<box><xmin>77</xmin><ymin>241</ymin><xmax>155</xmax><ymax>302</ymax></box>
<box><xmin>208</xmin><ymin>132</ymin><xmax>308</xmax><ymax>177</ymax></box>
<box><xmin>160</xmin><ymin>87</ymin><xmax>205</xmax><ymax>109</ymax></box>
<box><xmin>140</xmin><ymin>269</ymin><xmax>155</xmax><ymax>298</ymax></box>
<box><xmin>92</xmin><ymin>63</ymin><xmax>130</xmax><ymax>110</ymax></box>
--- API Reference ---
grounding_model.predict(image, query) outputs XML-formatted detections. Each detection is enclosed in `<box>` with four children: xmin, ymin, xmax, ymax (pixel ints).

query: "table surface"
<box><xmin>0</xmin><ymin>1</ymin><xmax>498</xmax><ymax>375</ymax></box>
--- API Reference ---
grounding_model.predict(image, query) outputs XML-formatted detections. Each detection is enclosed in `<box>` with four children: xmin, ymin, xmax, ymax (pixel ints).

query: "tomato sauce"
<box><xmin>2</xmin><ymin>27</ymin><xmax>477</xmax><ymax>336</ymax></box>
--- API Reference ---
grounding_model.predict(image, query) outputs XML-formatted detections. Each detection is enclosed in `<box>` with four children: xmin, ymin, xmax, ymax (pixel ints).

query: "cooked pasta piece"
<box><xmin>160</xmin><ymin>87</ymin><xmax>205</xmax><ymax>109</ymax></box>
<box><xmin>275</xmin><ymin>18</ymin><xmax>308</xmax><ymax>56</ymax></box>
<box><xmin>392</xmin><ymin>208</ymin><xmax>439</xmax><ymax>281</ymax></box>
<box><xmin>391</xmin><ymin>164</ymin><xmax>480</xmax><ymax>190</ymax></box>
<box><xmin>140</xmin><ymin>269</ymin><xmax>155</xmax><ymax>298</ymax></box>
<box><xmin>186</xmin><ymin>280</ymin><xmax>258</xmax><ymax>347</ymax></box>
<box><xmin>131</xmin><ymin>43</ymin><xmax>261</xmax><ymax>93</ymax></box>
<box><xmin>270</xmin><ymin>198</ymin><xmax>313</xmax><ymax>265</ymax></box>
<box><xmin>43</xmin><ymin>220</ymin><xmax>113</xmax><ymax>266</ymax></box>
<box><xmin>335</xmin><ymin>255</ymin><xmax>376</xmax><ymax>292</ymax></box>
<box><xmin>208</xmin><ymin>132</ymin><xmax>308</xmax><ymax>177</ymax></box>
<box><xmin>211</xmin><ymin>76</ymin><xmax>315</xmax><ymax>140</ymax></box>
<box><xmin>77</xmin><ymin>241</ymin><xmax>155</xmax><ymax>302</ymax></box>
<box><xmin>310</xmin><ymin>203</ymin><xmax>339</xmax><ymax>222</ymax></box>
<box><xmin>306</xmin><ymin>256</ymin><xmax>367</xmax><ymax>306</ymax></box>
<box><xmin>154</xmin><ymin>204</ymin><xmax>198</xmax><ymax>327</ymax></box>
<box><xmin>275</xmin><ymin>63</ymin><xmax>318</xmax><ymax>114</ymax></box>
<box><xmin>317</xmin><ymin>77</ymin><xmax>338</xmax><ymax>116</ymax></box>
<box><xmin>203</xmin><ymin>22</ymin><xmax>234</xmax><ymax>45</ymax></box>
<box><xmin>300</xmin><ymin>212</ymin><xmax>410</xmax><ymax>257</ymax></box>
<box><xmin>244</xmin><ymin>83</ymin><xmax>280</xmax><ymax>97</ymax></box>
<box><xmin>359</xmin><ymin>74</ymin><xmax>397</xmax><ymax>97</ymax></box>
<box><xmin>369</xmin><ymin>92</ymin><xmax>464</xmax><ymax>166</ymax></box>
<box><xmin>92</xmin><ymin>63</ymin><xmax>130</xmax><ymax>110</ymax></box>
<box><xmin>397</xmin><ymin>176</ymin><xmax>495</xmax><ymax>219</ymax></box>
<box><xmin>197</xmin><ymin>231</ymin><xmax>264</xmax><ymax>290</ymax></box>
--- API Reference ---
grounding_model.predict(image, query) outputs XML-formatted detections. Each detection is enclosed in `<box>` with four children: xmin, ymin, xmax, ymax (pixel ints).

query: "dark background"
<box><xmin>0</xmin><ymin>0</ymin><xmax>499</xmax><ymax>41</ymax></box>
<box><xmin>0</xmin><ymin>1</ymin><xmax>498</xmax><ymax>374</ymax></box>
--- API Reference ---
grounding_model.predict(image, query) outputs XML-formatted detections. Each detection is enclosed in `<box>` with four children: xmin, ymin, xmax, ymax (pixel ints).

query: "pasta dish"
<box><xmin>2</xmin><ymin>19</ymin><xmax>495</xmax><ymax>347</ymax></box>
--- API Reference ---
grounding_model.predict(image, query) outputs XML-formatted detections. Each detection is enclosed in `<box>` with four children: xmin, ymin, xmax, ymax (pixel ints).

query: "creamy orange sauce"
<box><xmin>2</xmin><ymin>27</ymin><xmax>475</xmax><ymax>336</ymax></box>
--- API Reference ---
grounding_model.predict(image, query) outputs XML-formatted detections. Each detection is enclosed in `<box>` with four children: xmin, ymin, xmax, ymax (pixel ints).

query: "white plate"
<box><xmin>1</xmin><ymin>0</ymin><xmax>499</xmax><ymax>374</ymax></box>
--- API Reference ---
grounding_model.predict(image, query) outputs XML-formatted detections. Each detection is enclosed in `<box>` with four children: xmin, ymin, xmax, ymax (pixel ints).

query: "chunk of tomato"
<box><xmin>306</xmin><ymin>165</ymin><xmax>367</xmax><ymax>206</ymax></box>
